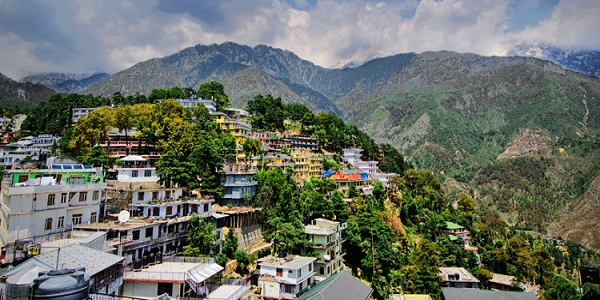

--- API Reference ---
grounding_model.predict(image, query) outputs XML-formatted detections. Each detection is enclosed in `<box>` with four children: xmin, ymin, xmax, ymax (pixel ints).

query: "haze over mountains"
<box><xmin>20</xmin><ymin>72</ymin><xmax>110</xmax><ymax>94</ymax></box>
<box><xmin>2</xmin><ymin>42</ymin><xmax>600</xmax><ymax>251</ymax></box>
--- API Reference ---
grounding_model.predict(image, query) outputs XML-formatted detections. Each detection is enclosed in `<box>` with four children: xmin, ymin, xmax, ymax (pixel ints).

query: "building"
<box><xmin>106</xmin><ymin>155</ymin><xmax>184</xmax><ymax>215</ymax></box>
<box><xmin>72</xmin><ymin>107</ymin><xmax>100</xmax><ymax>123</ymax></box>
<box><xmin>0</xmin><ymin>165</ymin><xmax>106</xmax><ymax>263</ymax></box>
<box><xmin>175</xmin><ymin>98</ymin><xmax>217</xmax><ymax>112</ymax></box>
<box><xmin>322</xmin><ymin>169</ymin><xmax>371</xmax><ymax>197</ymax></box>
<box><xmin>438</xmin><ymin>267</ymin><xmax>480</xmax><ymax>289</ymax></box>
<box><xmin>97</xmin><ymin>128</ymin><xmax>159</xmax><ymax>160</ymax></box>
<box><xmin>435</xmin><ymin>222</ymin><xmax>476</xmax><ymax>251</ymax></box>
<box><xmin>298</xmin><ymin>271</ymin><xmax>373</xmax><ymax>300</ymax></box>
<box><xmin>489</xmin><ymin>273</ymin><xmax>517</xmax><ymax>291</ymax></box>
<box><xmin>0</xmin><ymin>135</ymin><xmax>60</xmax><ymax>168</ymax></box>
<box><xmin>74</xmin><ymin>197</ymin><xmax>215</xmax><ymax>263</ymax></box>
<box><xmin>342</xmin><ymin>148</ymin><xmax>362</xmax><ymax>166</ymax></box>
<box><xmin>258</xmin><ymin>255</ymin><xmax>316</xmax><ymax>299</ymax></box>
<box><xmin>122</xmin><ymin>257</ymin><xmax>224</xmax><ymax>299</ymax></box>
<box><xmin>221</xmin><ymin>162</ymin><xmax>258</xmax><ymax>206</ymax></box>
<box><xmin>213</xmin><ymin>108</ymin><xmax>252</xmax><ymax>153</ymax></box>
<box><xmin>0</xmin><ymin>244</ymin><xmax>125</xmax><ymax>299</ymax></box>
<box><xmin>303</xmin><ymin>218</ymin><xmax>346</xmax><ymax>282</ymax></box>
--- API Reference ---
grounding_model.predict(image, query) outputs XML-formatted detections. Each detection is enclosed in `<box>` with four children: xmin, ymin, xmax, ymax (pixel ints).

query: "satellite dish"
<box><xmin>118</xmin><ymin>210</ymin><xmax>130</xmax><ymax>223</ymax></box>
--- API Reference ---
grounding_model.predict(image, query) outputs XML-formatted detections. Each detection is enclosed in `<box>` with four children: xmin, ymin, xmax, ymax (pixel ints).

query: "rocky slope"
<box><xmin>0</xmin><ymin>72</ymin><xmax>56</xmax><ymax>108</ymax></box>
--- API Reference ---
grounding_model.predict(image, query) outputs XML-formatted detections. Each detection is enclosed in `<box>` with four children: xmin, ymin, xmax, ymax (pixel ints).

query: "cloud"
<box><xmin>0</xmin><ymin>0</ymin><xmax>598</xmax><ymax>80</ymax></box>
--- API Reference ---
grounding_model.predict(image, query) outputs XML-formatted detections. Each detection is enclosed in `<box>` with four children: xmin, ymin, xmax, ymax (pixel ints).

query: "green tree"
<box><xmin>155</xmin><ymin>150</ymin><xmax>198</xmax><ymax>188</ymax></box>
<box><xmin>246</xmin><ymin>94</ymin><xmax>286</xmax><ymax>131</ymax></box>
<box><xmin>184</xmin><ymin>215</ymin><xmax>219</xmax><ymax>256</ymax></box>
<box><xmin>456</xmin><ymin>193</ymin><xmax>476</xmax><ymax>217</ymax></box>
<box><xmin>197</xmin><ymin>81</ymin><xmax>229</xmax><ymax>111</ymax></box>
<box><xmin>234</xmin><ymin>249</ymin><xmax>256</xmax><ymax>274</ymax></box>
<box><xmin>114</xmin><ymin>104</ymin><xmax>134</xmax><ymax>155</ymax></box>
<box><xmin>79</xmin><ymin>146</ymin><xmax>109</xmax><ymax>169</ymax></box>
<box><xmin>222</xmin><ymin>229</ymin><xmax>239</xmax><ymax>259</ymax></box>
<box><xmin>242</xmin><ymin>138</ymin><xmax>262</xmax><ymax>162</ymax></box>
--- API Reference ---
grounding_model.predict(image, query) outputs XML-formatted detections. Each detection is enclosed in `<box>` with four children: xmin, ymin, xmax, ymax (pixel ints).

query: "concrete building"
<box><xmin>303</xmin><ymin>218</ymin><xmax>346</xmax><ymax>282</ymax></box>
<box><xmin>438</xmin><ymin>267</ymin><xmax>480</xmax><ymax>289</ymax></box>
<box><xmin>258</xmin><ymin>255</ymin><xmax>316</xmax><ymax>299</ymax></box>
<box><xmin>0</xmin><ymin>165</ymin><xmax>106</xmax><ymax>263</ymax></box>
<box><xmin>221</xmin><ymin>162</ymin><xmax>258</xmax><ymax>206</ymax></box>
<box><xmin>122</xmin><ymin>257</ymin><xmax>225</xmax><ymax>299</ymax></box>
<box><xmin>72</xmin><ymin>107</ymin><xmax>100</xmax><ymax>123</ymax></box>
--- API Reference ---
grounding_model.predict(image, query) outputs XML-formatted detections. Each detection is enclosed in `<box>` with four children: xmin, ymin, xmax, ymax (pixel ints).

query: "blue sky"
<box><xmin>0</xmin><ymin>0</ymin><xmax>597</xmax><ymax>79</ymax></box>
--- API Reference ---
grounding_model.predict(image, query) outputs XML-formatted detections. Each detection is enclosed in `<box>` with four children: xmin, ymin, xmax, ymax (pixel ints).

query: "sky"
<box><xmin>1</xmin><ymin>0</ymin><xmax>599</xmax><ymax>80</ymax></box>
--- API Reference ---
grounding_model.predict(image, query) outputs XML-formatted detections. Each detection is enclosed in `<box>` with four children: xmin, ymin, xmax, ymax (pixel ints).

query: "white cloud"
<box><xmin>0</xmin><ymin>0</ymin><xmax>598</xmax><ymax>80</ymax></box>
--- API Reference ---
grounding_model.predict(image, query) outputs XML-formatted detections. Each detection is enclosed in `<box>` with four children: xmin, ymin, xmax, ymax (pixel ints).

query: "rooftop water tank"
<box><xmin>30</xmin><ymin>267</ymin><xmax>89</xmax><ymax>300</ymax></box>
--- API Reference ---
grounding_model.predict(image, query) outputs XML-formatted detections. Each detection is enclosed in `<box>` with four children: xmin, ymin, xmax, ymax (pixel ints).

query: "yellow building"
<box><xmin>213</xmin><ymin>108</ymin><xmax>252</xmax><ymax>160</ymax></box>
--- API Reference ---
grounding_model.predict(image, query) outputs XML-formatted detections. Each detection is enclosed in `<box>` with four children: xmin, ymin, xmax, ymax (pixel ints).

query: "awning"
<box><xmin>187</xmin><ymin>263</ymin><xmax>224</xmax><ymax>285</ymax></box>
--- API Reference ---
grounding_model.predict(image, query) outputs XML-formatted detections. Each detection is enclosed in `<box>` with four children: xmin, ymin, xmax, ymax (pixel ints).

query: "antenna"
<box><xmin>118</xmin><ymin>210</ymin><xmax>130</xmax><ymax>224</ymax></box>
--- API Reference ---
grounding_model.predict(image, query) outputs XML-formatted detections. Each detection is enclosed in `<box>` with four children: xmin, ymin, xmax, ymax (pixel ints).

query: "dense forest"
<box><xmin>2</xmin><ymin>84</ymin><xmax>599</xmax><ymax>300</ymax></box>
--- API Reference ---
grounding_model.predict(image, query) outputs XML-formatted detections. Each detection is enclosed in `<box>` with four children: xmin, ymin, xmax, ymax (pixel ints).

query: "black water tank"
<box><xmin>31</xmin><ymin>268</ymin><xmax>89</xmax><ymax>300</ymax></box>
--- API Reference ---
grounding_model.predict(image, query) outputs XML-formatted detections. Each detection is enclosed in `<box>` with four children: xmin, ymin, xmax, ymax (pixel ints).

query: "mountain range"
<box><xmin>3</xmin><ymin>42</ymin><xmax>600</xmax><ymax>251</ymax></box>
<box><xmin>0</xmin><ymin>72</ymin><xmax>56</xmax><ymax>108</ymax></box>
<box><xmin>20</xmin><ymin>72</ymin><xmax>110</xmax><ymax>94</ymax></box>
<box><xmin>508</xmin><ymin>43</ymin><xmax>600</xmax><ymax>78</ymax></box>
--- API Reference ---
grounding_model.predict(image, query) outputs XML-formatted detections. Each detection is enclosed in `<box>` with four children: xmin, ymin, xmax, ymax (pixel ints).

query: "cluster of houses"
<box><xmin>0</xmin><ymin>98</ymin><xmax>539</xmax><ymax>299</ymax></box>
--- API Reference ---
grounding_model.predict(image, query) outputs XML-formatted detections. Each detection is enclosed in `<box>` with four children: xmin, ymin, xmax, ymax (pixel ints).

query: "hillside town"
<box><xmin>0</xmin><ymin>92</ymin><xmax>597</xmax><ymax>300</ymax></box>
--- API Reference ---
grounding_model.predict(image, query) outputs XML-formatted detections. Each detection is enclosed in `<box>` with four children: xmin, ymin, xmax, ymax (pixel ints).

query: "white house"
<box><xmin>258</xmin><ymin>255</ymin><xmax>316</xmax><ymax>299</ymax></box>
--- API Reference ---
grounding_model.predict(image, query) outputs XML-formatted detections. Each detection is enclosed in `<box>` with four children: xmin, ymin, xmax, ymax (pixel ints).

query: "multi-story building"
<box><xmin>175</xmin><ymin>98</ymin><xmax>217</xmax><ymax>112</ymax></box>
<box><xmin>290</xmin><ymin>148</ymin><xmax>312</xmax><ymax>183</ymax></box>
<box><xmin>322</xmin><ymin>169</ymin><xmax>371</xmax><ymax>197</ymax></box>
<box><xmin>256</xmin><ymin>153</ymin><xmax>295</xmax><ymax>171</ymax></box>
<box><xmin>0</xmin><ymin>164</ymin><xmax>106</xmax><ymax>263</ymax></box>
<box><xmin>303</xmin><ymin>218</ymin><xmax>347</xmax><ymax>282</ymax></box>
<box><xmin>97</xmin><ymin>128</ymin><xmax>159</xmax><ymax>160</ymax></box>
<box><xmin>284</xmin><ymin>135</ymin><xmax>319</xmax><ymax>151</ymax></box>
<box><xmin>107</xmin><ymin>155</ymin><xmax>184</xmax><ymax>211</ymax></box>
<box><xmin>438</xmin><ymin>267</ymin><xmax>480</xmax><ymax>289</ymax></box>
<box><xmin>213</xmin><ymin>108</ymin><xmax>252</xmax><ymax>149</ymax></box>
<box><xmin>74</xmin><ymin>196</ymin><xmax>215</xmax><ymax>263</ymax></box>
<box><xmin>0</xmin><ymin>135</ymin><xmax>60</xmax><ymax>168</ymax></box>
<box><xmin>221</xmin><ymin>162</ymin><xmax>258</xmax><ymax>206</ymax></box>
<box><xmin>258</xmin><ymin>255</ymin><xmax>316</xmax><ymax>299</ymax></box>
<box><xmin>435</xmin><ymin>222</ymin><xmax>473</xmax><ymax>249</ymax></box>
<box><xmin>72</xmin><ymin>107</ymin><xmax>100</xmax><ymax>123</ymax></box>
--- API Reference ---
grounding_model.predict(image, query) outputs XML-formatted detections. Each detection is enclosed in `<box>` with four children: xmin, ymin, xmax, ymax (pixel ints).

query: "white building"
<box><xmin>0</xmin><ymin>164</ymin><xmax>106</xmax><ymax>263</ymax></box>
<box><xmin>303</xmin><ymin>218</ymin><xmax>347</xmax><ymax>282</ymax></box>
<box><xmin>72</xmin><ymin>107</ymin><xmax>100</xmax><ymax>123</ymax></box>
<box><xmin>258</xmin><ymin>255</ymin><xmax>316</xmax><ymax>299</ymax></box>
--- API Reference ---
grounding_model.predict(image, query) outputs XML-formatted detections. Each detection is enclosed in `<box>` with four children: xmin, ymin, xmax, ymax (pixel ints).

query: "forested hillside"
<box><xmin>5</xmin><ymin>84</ymin><xmax>599</xmax><ymax>299</ymax></box>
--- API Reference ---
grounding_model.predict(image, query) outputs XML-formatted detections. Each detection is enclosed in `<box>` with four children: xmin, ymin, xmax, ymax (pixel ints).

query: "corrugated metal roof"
<box><xmin>36</xmin><ymin>244</ymin><xmax>124</xmax><ymax>276</ymax></box>
<box><xmin>187</xmin><ymin>263</ymin><xmax>224</xmax><ymax>284</ymax></box>
<box><xmin>298</xmin><ymin>271</ymin><xmax>373</xmax><ymax>300</ymax></box>
<box><xmin>442</xmin><ymin>288</ymin><xmax>537</xmax><ymax>300</ymax></box>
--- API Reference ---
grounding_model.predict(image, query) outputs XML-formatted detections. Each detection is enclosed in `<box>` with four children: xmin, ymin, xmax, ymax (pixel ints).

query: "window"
<box><xmin>61</xmin><ymin>193</ymin><xmax>67</xmax><ymax>203</ymax></box>
<box><xmin>203</xmin><ymin>203</ymin><xmax>209</xmax><ymax>212</ymax></box>
<box><xmin>299</xmin><ymin>282</ymin><xmax>303</xmax><ymax>291</ymax></box>
<box><xmin>45</xmin><ymin>218</ymin><xmax>52</xmax><ymax>230</ymax></box>
<box><xmin>138</xmin><ymin>192</ymin><xmax>144</xmax><ymax>201</ymax></box>
<box><xmin>92</xmin><ymin>191</ymin><xmax>99</xmax><ymax>201</ymax></box>
<box><xmin>166</xmin><ymin>206</ymin><xmax>172</xmax><ymax>216</ymax></box>
<box><xmin>69</xmin><ymin>192</ymin><xmax>77</xmax><ymax>201</ymax></box>
<box><xmin>91</xmin><ymin>212</ymin><xmax>97</xmax><ymax>223</ymax></box>
<box><xmin>57</xmin><ymin>216</ymin><xmax>64</xmax><ymax>228</ymax></box>
<box><xmin>309</xmin><ymin>263</ymin><xmax>312</xmax><ymax>272</ymax></box>
<box><xmin>131</xmin><ymin>170</ymin><xmax>138</xmax><ymax>177</ymax></box>
<box><xmin>157</xmin><ymin>282</ymin><xmax>173</xmax><ymax>296</ymax></box>
<box><xmin>284</xmin><ymin>284</ymin><xmax>293</xmax><ymax>293</ymax></box>
<box><xmin>132</xmin><ymin>230</ymin><xmax>140</xmax><ymax>240</ymax></box>
<box><xmin>145</xmin><ymin>227</ymin><xmax>153</xmax><ymax>238</ymax></box>
<box><xmin>298</xmin><ymin>269</ymin><xmax>302</xmax><ymax>277</ymax></box>
<box><xmin>78</xmin><ymin>192</ymin><xmax>87</xmax><ymax>202</ymax></box>
<box><xmin>18</xmin><ymin>175</ymin><xmax>28</xmax><ymax>183</ymax></box>
<box><xmin>144</xmin><ymin>170</ymin><xmax>152</xmax><ymax>177</ymax></box>
<box><xmin>72</xmin><ymin>214</ymin><xmax>82</xmax><ymax>225</ymax></box>
<box><xmin>47</xmin><ymin>194</ymin><xmax>55</xmax><ymax>206</ymax></box>
<box><xmin>319</xmin><ymin>267</ymin><xmax>324</xmax><ymax>275</ymax></box>
<box><xmin>152</xmin><ymin>191</ymin><xmax>158</xmax><ymax>200</ymax></box>
<box><xmin>276</xmin><ymin>268</ymin><xmax>283</xmax><ymax>277</ymax></box>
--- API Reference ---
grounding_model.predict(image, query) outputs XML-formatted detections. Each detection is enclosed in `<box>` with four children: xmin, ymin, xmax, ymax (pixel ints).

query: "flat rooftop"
<box><xmin>258</xmin><ymin>255</ymin><xmax>316</xmax><ymax>269</ymax></box>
